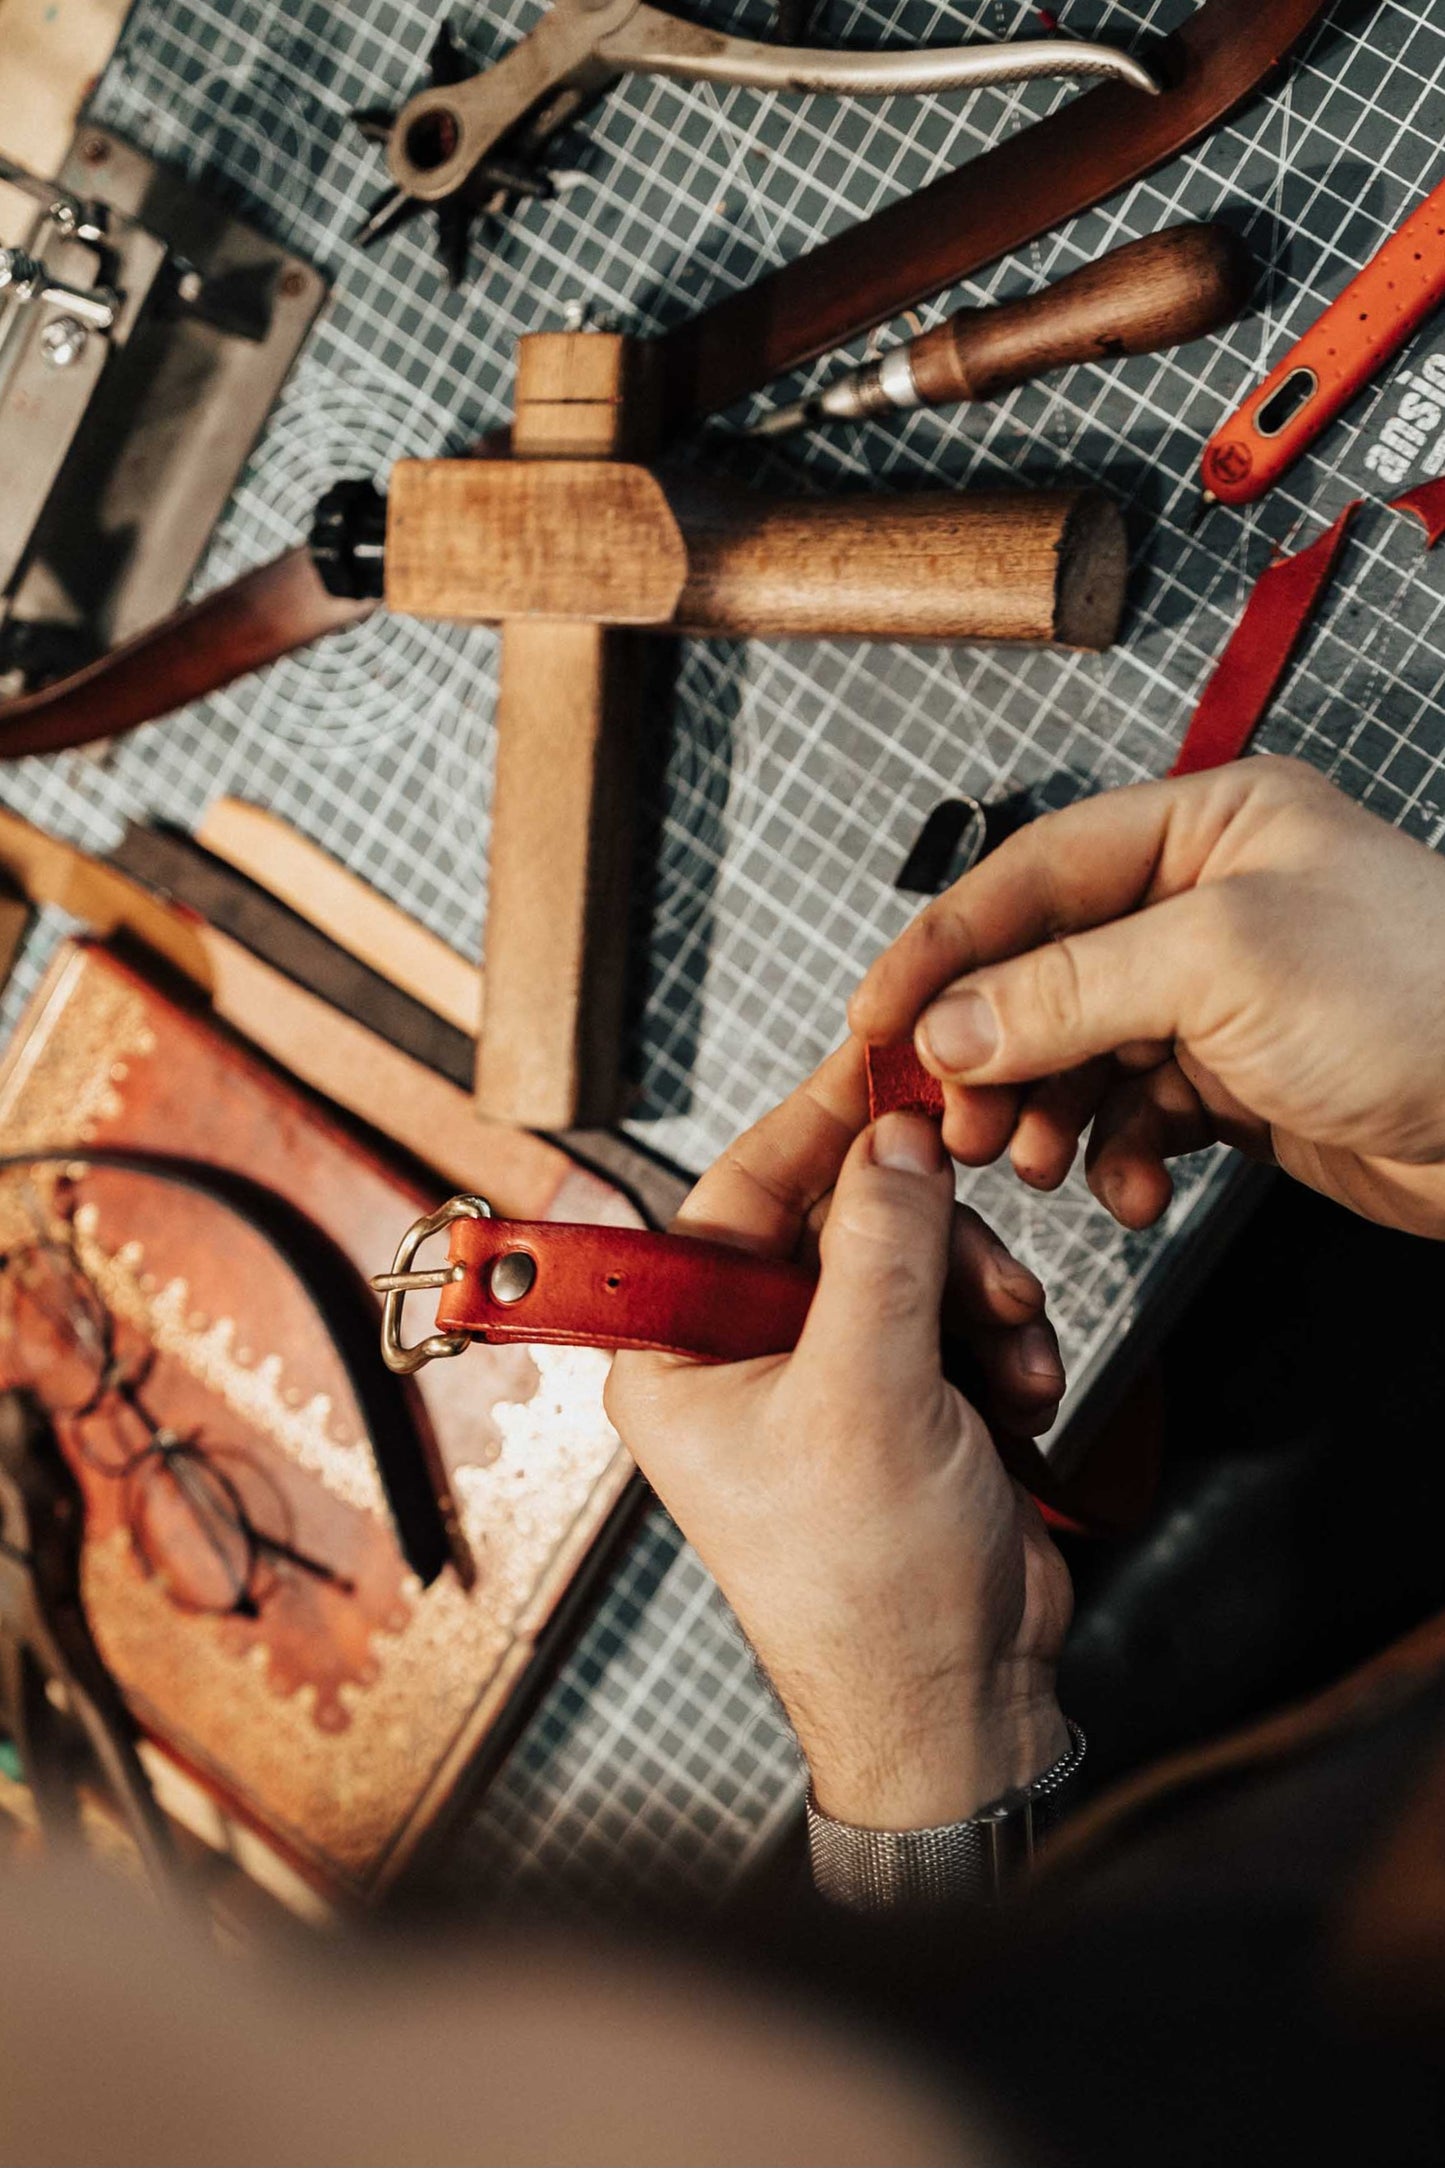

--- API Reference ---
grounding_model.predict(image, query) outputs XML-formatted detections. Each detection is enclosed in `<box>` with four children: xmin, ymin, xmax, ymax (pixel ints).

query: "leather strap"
<box><xmin>866</xmin><ymin>1040</ymin><xmax>945</xmax><ymax>1122</ymax></box>
<box><xmin>1168</xmin><ymin>499</ymin><xmax>1359</xmax><ymax>776</ymax></box>
<box><xmin>0</xmin><ymin>548</ymin><xmax>372</xmax><ymax>763</ymax></box>
<box><xmin>0</xmin><ymin>0</ymin><xmax>1328</xmax><ymax>762</ymax></box>
<box><xmin>434</xmin><ymin>1215</ymin><xmax>816</xmax><ymax>1360</ymax></box>
<box><xmin>427</xmin><ymin>1209</ymin><xmax>1092</xmax><ymax>1532</ymax></box>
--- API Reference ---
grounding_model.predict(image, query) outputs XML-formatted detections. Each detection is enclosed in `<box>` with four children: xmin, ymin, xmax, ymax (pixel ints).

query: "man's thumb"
<box><xmin>801</xmin><ymin>1113</ymin><xmax>955</xmax><ymax>1383</ymax></box>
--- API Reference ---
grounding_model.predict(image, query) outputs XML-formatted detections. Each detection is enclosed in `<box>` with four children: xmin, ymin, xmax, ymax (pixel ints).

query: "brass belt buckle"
<box><xmin>370</xmin><ymin>1194</ymin><xmax>490</xmax><ymax>1374</ymax></box>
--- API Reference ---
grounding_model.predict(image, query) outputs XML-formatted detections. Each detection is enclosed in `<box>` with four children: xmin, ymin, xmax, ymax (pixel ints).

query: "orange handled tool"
<box><xmin>1200</xmin><ymin>174</ymin><xmax>1445</xmax><ymax>509</ymax></box>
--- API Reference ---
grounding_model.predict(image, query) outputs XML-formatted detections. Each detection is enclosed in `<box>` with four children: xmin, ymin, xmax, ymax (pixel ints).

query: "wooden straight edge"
<box><xmin>202</xmin><ymin>929</ymin><xmax>632</xmax><ymax>1224</ymax></box>
<box><xmin>0</xmin><ymin>0</ymin><xmax>131</xmax><ymax>181</ymax></box>
<box><xmin>136</xmin><ymin>806</ymin><xmax>690</xmax><ymax>1227</ymax></box>
<box><xmin>0</xmin><ymin>803</ymin><xmax>212</xmax><ymax>982</ymax></box>
<box><xmin>0</xmin><ymin>804</ymin><xmax>627</xmax><ymax>1225</ymax></box>
<box><xmin>110</xmin><ymin>822</ymin><xmax>473</xmax><ymax>1090</ymax></box>
<box><xmin>197</xmin><ymin>798</ymin><xmax>482</xmax><ymax>1037</ymax></box>
<box><xmin>476</xmin><ymin>619</ymin><xmax>642</xmax><ymax>1130</ymax></box>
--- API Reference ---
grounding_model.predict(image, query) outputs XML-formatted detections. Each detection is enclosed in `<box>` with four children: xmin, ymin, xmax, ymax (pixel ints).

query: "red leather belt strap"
<box><xmin>427</xmin><ymin>1210</ymin><xmax>1091</xmax><ymax>1532</ymax></box>
<box><xmin>434</xmin><ymin>1215</ymin><xmax>817</xmax><ymax>1361</ymax></box>
<box><xmin>866</xmin><ymin>1041</ymin><xmax>945</xmax><ymax>1122</ymax></box>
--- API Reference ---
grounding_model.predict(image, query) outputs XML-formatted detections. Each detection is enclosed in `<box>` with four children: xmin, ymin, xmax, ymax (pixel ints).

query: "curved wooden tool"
<box><xmin>0</xmin><ymin>549</ymin><xmax>372</xmax><ymax>762</ymax></box>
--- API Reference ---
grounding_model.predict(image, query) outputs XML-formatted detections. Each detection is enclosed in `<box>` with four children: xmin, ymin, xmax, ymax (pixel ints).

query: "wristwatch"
<box><xmin>806</xmin><ymin>1720</ymin><xmax>1087</xmax><ymax>1912</ymax></box>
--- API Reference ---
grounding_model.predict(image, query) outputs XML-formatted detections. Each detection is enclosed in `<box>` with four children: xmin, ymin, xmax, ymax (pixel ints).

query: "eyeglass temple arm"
<box><xmin>0</xmin><ymin>1390</ymin><xmax>179</xmax><ymax>1899</ymax></box>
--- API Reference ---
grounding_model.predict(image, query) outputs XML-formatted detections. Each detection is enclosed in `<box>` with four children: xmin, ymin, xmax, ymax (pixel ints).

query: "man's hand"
<box><xmin>850</xmin><ymin>758</ymin><xmax>1445</xmax><ymax>1237</ymax></box>
<box><xmin>605</xmin><ymin>1044</ymin><xmax>1072</xmax><ymax>1832</ymax></box>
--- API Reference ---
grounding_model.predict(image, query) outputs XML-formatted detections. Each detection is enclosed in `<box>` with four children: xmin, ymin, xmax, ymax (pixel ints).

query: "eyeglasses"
<box><xmin>0</xmin><ymin>1176</ymin><xmax>353</xmax><ymax>1620</ymax></box>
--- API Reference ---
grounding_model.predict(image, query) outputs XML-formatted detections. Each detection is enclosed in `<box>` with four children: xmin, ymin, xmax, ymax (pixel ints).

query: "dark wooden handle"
<box><xmin>667</xmin><ymin>481</ymin><xmax>1127</xmax><ymax>650</ymax></box>
<box><xmin>908</xmin><ymin>222</ymin><xmax>1253</xmax><ymax>408</ymax></box>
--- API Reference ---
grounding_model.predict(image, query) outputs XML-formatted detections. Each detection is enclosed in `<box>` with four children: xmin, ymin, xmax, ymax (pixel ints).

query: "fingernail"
<box><xmin>872</xmin><ymin>1111</ymin><xmax>947</xmax><ymax>1176</ymax></box>
<box><xmin>994</xmin><ymin>1247</ymin><xmax>1045</xmax><ymax>1308</ymax></box>
<box><xmin>1100</xmin><ymin>1166</ymin><xmax>1129</xmax><ymax>1219</ymax></box>
<box><xmin>981</xmin><ymin>1221</ymin><xmax>1043</xmax><ymax>1304</ymax></box>
<box><xmin>1018</xmin><ymin>1322</ymin><xmax>1064</xmax><ymax>1390</ymax></box>
<box><xmin>921</xmin><ymin>990</ymin><xmax>998</xmax><ymax>1075</ymax></box>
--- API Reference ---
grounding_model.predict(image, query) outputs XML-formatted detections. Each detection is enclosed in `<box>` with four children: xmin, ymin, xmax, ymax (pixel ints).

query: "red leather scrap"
<box><xmin>865</xmin><ymin>1040</ymin><xmax>946</xmax><ymax>1120</ymax></box>
<box><xmin>1391</xmin><ymin>474</ymin><xmax>1445</xmax><ymax>549</ymax></box>
<box><xmin>1169</xmin><ymin>501</ymin><xmax>1360</xmax><ymax>777</ymax></box>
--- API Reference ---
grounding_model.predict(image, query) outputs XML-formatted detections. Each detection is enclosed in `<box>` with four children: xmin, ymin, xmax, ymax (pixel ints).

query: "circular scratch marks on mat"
<box><xmin>201</xmin><ymin>367</ymin><xmax>498</xmax><ymax>752</ymax></box>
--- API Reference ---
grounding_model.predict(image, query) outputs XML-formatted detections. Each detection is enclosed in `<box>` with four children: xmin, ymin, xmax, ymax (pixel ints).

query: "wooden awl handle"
<box><xmin>750</xmin><ymin>223</ymin><xmax>1253</xmax><ymax>435</ymax></box>
<box><xmin>912</xmin><ymin>222</ymin><xmax>1252</xmax><ymax>404</ymax></box>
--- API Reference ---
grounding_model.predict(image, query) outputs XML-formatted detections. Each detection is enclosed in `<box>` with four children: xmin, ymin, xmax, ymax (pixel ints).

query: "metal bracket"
<box><xmin>0</xmin><ymin>129</ymin><xmax>325</xmax><ymax>696</ymax></box>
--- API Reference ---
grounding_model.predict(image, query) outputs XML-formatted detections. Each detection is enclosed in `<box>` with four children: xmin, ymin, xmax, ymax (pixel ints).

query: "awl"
<box><xmin>748</xmin><ymin>223</ymin><xmax>1253</xmax><ymax>439</ymax></box>
<box><xmin>1199</xmin><ymin>171</ymin><xmax>1445</xmax><ymax>510</ymax></box>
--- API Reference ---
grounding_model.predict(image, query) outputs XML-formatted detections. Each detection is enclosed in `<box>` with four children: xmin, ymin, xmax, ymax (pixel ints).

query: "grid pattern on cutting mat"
<box><xmin>5</xmin><ymin>0</ymin><xmax>1445</xmax><ymax>1908</ymax></box>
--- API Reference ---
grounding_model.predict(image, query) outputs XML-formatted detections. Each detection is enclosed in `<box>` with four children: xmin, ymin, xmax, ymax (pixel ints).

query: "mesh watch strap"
<box><xmin>807</xmin><ymin>1720</ymin><xmax>1086</xmax><ymax>1912</ymax></box>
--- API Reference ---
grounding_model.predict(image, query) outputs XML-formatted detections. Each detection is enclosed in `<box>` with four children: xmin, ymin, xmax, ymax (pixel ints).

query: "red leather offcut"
<box><xmin>1392</xmin><ymin>475</ymin><xmax>1445</xmax><ymax>549</ymax></box>
<box><xmin>435</xmin><ymin>1217</ymin><xmax>817</xmax><ymax>1362</ymax></box>
<box><xmin>1169</xmin><ymin>501</ymin><xmax>1360</xmax><ymax>776</ymax></box>
<box><xmin>865</xmin><ymin>1041</ymin><xmax>945</xmax><ymax>1121</ymax></box>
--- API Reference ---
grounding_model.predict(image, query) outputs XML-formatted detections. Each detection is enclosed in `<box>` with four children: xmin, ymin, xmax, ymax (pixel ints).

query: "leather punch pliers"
<box><xmin>357</xmin><ymin>4</ymin><xmax>1158</xmax><ymax>277</ymax></box>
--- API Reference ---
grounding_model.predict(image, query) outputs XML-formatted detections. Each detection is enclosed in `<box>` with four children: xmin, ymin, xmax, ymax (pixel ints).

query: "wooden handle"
<box><xmin>666</xmin><ymin>480</ymin><xmax>1126</xmax><ymax>650</ymax></box>
<box><xmin>197</xmin><ymin>798</ymin><xmax>483</xmax><ymax>1036</ymax></box>
<box><xmin>909</xmin><ymin>222</ymin><xmax>1253</xmax><ymax>407</ymax></box>
<box><xmin>388</xmin><ymin>463</ymin><xmax>1128</xmax><ymax>650</ymax></box>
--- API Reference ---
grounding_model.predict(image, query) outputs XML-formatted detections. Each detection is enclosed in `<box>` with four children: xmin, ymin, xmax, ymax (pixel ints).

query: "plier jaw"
<box><xmin>351</xmin><ymin>17</ymin><xmax>572</xmax><ymax>287</ymax></box>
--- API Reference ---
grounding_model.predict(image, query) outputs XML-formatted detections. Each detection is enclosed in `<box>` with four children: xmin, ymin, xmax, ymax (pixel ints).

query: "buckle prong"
<box><xmin>369</xmin><ymin>1265</ymin><xmax>461</xmax><ymax>1295</ymax></box>
<box><xmin>370</xmin><ymin>1195</ymin><xmax>491</xmax><ymax>1374</ymax></box>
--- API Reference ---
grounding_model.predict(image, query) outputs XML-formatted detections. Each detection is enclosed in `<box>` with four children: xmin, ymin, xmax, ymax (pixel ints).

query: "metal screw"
<box><xmin>281</xmin><ymin>266</ymin><xmax>307</xmax><ymax>298</ymax></box>
<box><xmin>0</xmin><ymin>247</ymin><xmax>43</xmax><ymax>298</ymax></box>
<box><xmin>0</xmin><ymin>247</ymin><xmax>118</xmax><ymax>330</ymax></box>
<box><xmin>175</xmin><ymin>267</ymin><xmax>203</xmax><ymax>305</ymax></box>
<box><xmin>489</xmin><ymin>1252</ymin><xmax>537</xmax><ymax>1305</ymax></box>
<box><xmin>80</xmin><ymin>136</ymin><xmax>110</xmax><ymax>165</ymax></box>
<box><xmin>40</xmin><ymin>315</ymin><xmax>88</xmax><ymax>367</ymax></box>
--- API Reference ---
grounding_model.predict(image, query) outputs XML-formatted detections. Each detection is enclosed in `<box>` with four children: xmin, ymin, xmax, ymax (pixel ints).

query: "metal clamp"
<box><xmin>370</xmin><ymin>1194</ymin><xmax>490</xmax><ymax>1374</ymax></box>
<box><xmin>0</xmin><ymin>248</ymin><xmax>120</xmax><ymax>331</ymax></box>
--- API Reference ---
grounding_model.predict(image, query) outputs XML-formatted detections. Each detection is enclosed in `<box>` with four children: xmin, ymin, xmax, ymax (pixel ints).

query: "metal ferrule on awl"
<box><xmin>750</xmin><ymin>343</ymin><xmax>922</xmax><ymax>439</ymax></box>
